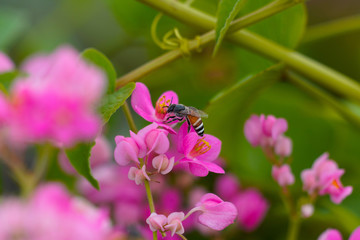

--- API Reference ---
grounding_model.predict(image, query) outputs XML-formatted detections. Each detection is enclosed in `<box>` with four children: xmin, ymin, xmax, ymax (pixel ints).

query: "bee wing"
<box><xmin>188</xmin><ymin>107</ymin><xmax>208</xmax><ymax>118</ymax></box>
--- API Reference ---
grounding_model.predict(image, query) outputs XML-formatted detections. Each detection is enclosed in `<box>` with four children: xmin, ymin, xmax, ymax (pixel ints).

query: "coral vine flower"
<box><xmin>272</xmin><ymin>164</ymin><xmax>295</xmax><ymax>187</ymax></box>
<box><xmin>194</xmin><ymin>193</ymin><xmax>237</xmax><ymax>231</ymax></box>
<box><xmin>152</xmin><ymin>154</ymin><xmax>175</xmax><ymax>175</ymax></box>
<box><xmin>0</xmin><ymin>52</ymin><xmax>14</xmax><ymax>72</ymax></box>
<box><xmin>7</xmin><ymin>46</ymin><xmax>105</xmax><ymax>146</ymax></box>
<box><xmin>131</xmin><ymin>82</ymin><xmax>178</xmax><ymax>133</ymax></box>
<box><xmin>301</xmin><ymin>153</ymin><xmax>352</xmax><ymax>204</ymax></box>
<box><xmin>146</xmin><ymin>213</ymin><xmax>167</xmax><ymax>232</ymax></box>
<box><xmin>165</xmin><ymin>212</ymin><xmax>185</xmax><ymax>236</ymax></box>
<box><xmin>214</xmin><ymin>174</ymin><xmax>240</xmax><ymax>201</ymax></box>
<box><xmin>176</xmin><ymin>124</ymin><xmax>224</xmax><ymax>177</ymax></box>
<box><xmin>244</xmin><ymin>114</ymin><xmax>288</xmax><ymax>148</ymax></box>
<box><xmin>128</xmin><ymin>165</ymin><xmax>150</xmax><ymax>185</ymax></box>
<box><xmin>318</xmin><ymin>229</ymin><xmax>343</xmax><ymax>240</ymax></box>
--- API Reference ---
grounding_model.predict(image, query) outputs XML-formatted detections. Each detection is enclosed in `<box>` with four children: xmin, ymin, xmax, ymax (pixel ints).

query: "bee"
<box><xmin>165</xmin><ymin>103</ymin><xmax>208</xmax><ymax>137</ymax></box>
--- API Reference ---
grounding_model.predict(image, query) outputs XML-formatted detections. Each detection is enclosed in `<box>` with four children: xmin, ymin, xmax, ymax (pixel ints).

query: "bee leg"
<box><xmin>166</xmin><ymin>115</ymin><xmax>176</xmax><ymax>121</ymax></box>
<box><xmin>186</xmin><ymin>116</ymin><xmax>191</xmax><ymax>133</ymax></box>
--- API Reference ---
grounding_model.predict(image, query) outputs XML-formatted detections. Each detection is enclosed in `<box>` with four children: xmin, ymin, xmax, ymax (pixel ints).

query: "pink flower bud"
<box><xmin>152</xmin><ymin>154</ymin><xmax>174</xmax><ymax>175</ymax></box>
<box><xmin>301</xmin><ymin>204</ymin><xmax>314</xmax><ymax>218</ymax></box>
<box><xmin>146</xmin><ymin>212</ymin><xmax>167</xmax><ymax>232</ymax></box>
<box><xmin>195</xmin><ymin>193</ymin><xmax>237</xmax><ymax>231</ymax></box>
<box><xmin>274</xmin><ymin>135</ymin><xmax>292</xmax><ymax>157</ymax></box>
<box><xmin>128</xmin><ymin>165</ymin><xmax>150</xmax><ymax>185</ymax></box>
<box><xmin>0</xmin><ymin>52</ymin><xmax>14</xmax><ymax>72</ymax></box>
<box><xmin>232</xmin><ymin>189</ymin><xmax>269</xmax><ymax>232</ymax></box>
<box><xmin>164</xmin><ymin>212</ymin><xmax>185</xmax><ymax>236</ymax></box>
<box><xmin>318</xmin><ymin>228</ymin><xmax>342</xmax><ymax>240</ymax></box>
<box><xmin>114</xmin><ymin>136</ymin><xmax>140</xmax><ymax>166</ymax></box>
<box><xmin>272</xmin><ymin>164</ymin><xmax>295</xmax><ymax>187</ymax></box>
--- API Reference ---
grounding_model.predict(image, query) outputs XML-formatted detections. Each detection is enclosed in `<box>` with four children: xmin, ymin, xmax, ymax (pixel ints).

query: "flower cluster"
<box><xmin>301</xmin><ymin>152</ymin><xmax>353</xmax><ymax>204</ymax></box>
<box><xmin>0</xmin><ymin>183</ymin><xmax>115</xmax><ymax>240</ymax></box>
<box><xmin>0</xmin><ymin>47</ymin><xmax>105</xmax><ymax>147</ymax></box>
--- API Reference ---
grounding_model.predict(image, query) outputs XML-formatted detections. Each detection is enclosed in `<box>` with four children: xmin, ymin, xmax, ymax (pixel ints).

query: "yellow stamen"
<box><xmin>190</xmin><ymin>137</ymin><xmax>211</xmax><ymax>157</ymax></box>
<box><xmin>155</xmin><ymin>95</ymin><xmax>170</xmax><ymax>114</ymax></box>
<box><xmin>331</xmin><ymin>179</ymin><xmax>341</xmax><ymax>189</ymax></box>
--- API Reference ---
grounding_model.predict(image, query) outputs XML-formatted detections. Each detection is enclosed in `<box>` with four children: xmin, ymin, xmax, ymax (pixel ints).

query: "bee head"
<box><xmin>166</xmin><ymin>104</ymin><xmax>176</xmax><ymax>113</ymax></box>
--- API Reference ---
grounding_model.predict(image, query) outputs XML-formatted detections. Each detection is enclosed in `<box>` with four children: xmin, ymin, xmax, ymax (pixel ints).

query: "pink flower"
<box><xmin>215</xmin><ymin>174</ymin><xmax>240</xmax><ymax>201</ymax></box>
<box><xmin>244</xmin><ymin>114</ymin><xmax>288</xmax><ymax>147</ymax></box>
<box><xmin>301</xmin><ymin>204</ymin><xmax>314</xmax><ymax>218</ymax></box>
<box><xmin>128</xmin><ymin>165</ymin><xmax>150</xmax><ymax>185</ymax></box>
<box><xmin>7</xmin><ymin>46</ymin><xmax>105</xmax><ymax>147</ymax></box>
<box><xmin>176</xmin><ymin>124</ymin><xmax>224</xmax><ymax>177</ymax></box>
<box><xmin>274</xmin><ymin>135</ymin><xmax>292</xmax><ymax>157</ymax></box>
<box><xmin>194</xmin><ymin>193</ymin><xmax>237</xmax><ymax>231</ymax></box>
<box><xmin>146</xmin><ymin>213</ymin><xmax>167</xmax><ymax>232</ymax></box>
<box><xmin>114</xmin><ymin>135</ymin><xmax>140</xmax><ymax>166</ymax></box>
<box><xmin>0</xmin><ymin>52</ymin><xmax>14</xmax><ymax>72</ymax></box>
<box><xmin>131</xmin><ymin>82</ymin><xmax>178</xmax><ymax>133</ymax></box>
<box><xmin>350</xmin><ymin>227</ymin><xmax>360</xmax><ymax>240</ymax></box>
<box><xmin>318</xmin><ymin>229</ymin><xmax>342</xmax><ymax>240</ymax></box>
<box><xmin>0</xmin><ymin>183</ymin><xmax>113</xmax><ymax>240</ymax></box>
<box><xmin>301</xmin><ymin>153</ymin><xmax>352</xmax><ymax>204</ymax></box>
<box><xmin>272</xmin><ymin>164</ymin><xmax>295</xmax><ymax>187</ymax></box>
<box><xmin>165</xmin><ymin>212</ymin><xmax>185</xmax><ymax>236</ymax></box>
<box><xmin>152</xmin><ymin>154</ymin><xmax>175</xmax><ymax>175</ymax></box>
<box><xmin>232</xmin><ymin>188</ymin><xmax>269</xmax><ymax>232</ymax></box>
<box><xmin>59</xmin><ymin>136</ymin><xmax>111</xmax><ymax>174</ymax></box>
<box><xmin>137</xmin><ymin>123</ymin><xmax>170</xmax><ymax>155</ymax></box>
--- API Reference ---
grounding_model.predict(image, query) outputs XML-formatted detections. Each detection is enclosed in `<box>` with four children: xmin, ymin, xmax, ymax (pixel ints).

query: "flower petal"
<box><xmin>349</xmin><ymin>227</ymin><xmax>360</xmax><ymax>240</ymax></box>
<box><xmin>114</xmin><ymin>140</ymin><xmax>139</xmax><ymax>166</ymax></box>
<box><xmin>196</xmin><ymin>134</ymin><xmax>221</xmax><ymax>162</ymax></box>
<box><xmin>183</xmin><ymin>132</ymin><xmax>199</xmax><ymax>156</ymax></box>
<box><xmin>131</xmin><ymin>82</ymin><xmax>155</xmax><ymax>122</ymax></box>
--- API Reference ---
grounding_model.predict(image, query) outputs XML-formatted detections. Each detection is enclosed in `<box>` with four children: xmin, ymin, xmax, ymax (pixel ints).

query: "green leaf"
<box><xmin>81</xmin><ymin>48</ymin><xmax>117</xmax><ymax>93</ymax></box>
<box><xmin>0</xmin><ymin>8</ymin><xmax>28</xmax><ymax>50</ymax></box>
<box><xmin>65</xmin><ymin>142</ymin><xmax>99</xmax><ymax>190</ymax></box>
<box><xmin>0</xmin><ymin>71</ymin><xmax>19</xmax><ymax>93</ymax></box>
<box><xmin>234</xmin><ymin>0</ymin><xmax>307</xmax><ymax>78</ymax></box>
<box><xmin>99</xmin><ymin>82</ymin><xmax>135</xmax><ymax>124</ymax></box>
<box><xmin>213</xmin><ymin>0</ymin><xmax>246</xmax><ymax>56</ymax></box>
<box><xmin>205</xmin><ymin>64</ymin><xmax>283</xmax><ymax>180</ymax></box>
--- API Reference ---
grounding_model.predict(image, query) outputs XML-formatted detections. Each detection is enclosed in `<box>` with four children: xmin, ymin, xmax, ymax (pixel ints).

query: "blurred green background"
<box><xmin>1</xmin><ymin>0</ymin><xmax>360</xmax><ymax>239</ymax></box>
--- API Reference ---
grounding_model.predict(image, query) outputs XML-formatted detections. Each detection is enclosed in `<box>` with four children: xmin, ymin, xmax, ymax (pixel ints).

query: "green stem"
<box><xmin>302</xmin><ymin>14</ymin><xmax>360</xmax><ymax>44</ymax></box>
<box><xmin>122</xmin><ymin>101</ymin><xmax>138</xmax><ymax>133</ymax></box>
<box><xmin>116</xmin><ymin>0</ymin><xmax>301</xmax><ymax>88</ymax></box>
<box><xmin>286</xmin><ymin>217</ymin><xmax>301</xmax><ymax>240</ymax></box>
<box><xmin>135</xmin><ymin>0</ymin><xmax>360</xmax><ymax>103</ymax></box>
<box><xmin>286</xmin><ymin>71</ymin><xmax>360</xmax><ymax>129</ymax></box>
<box><xmin>31</xmin><ymin>144</ymin><xmax>54</xmax><ymax>189</ymax></box>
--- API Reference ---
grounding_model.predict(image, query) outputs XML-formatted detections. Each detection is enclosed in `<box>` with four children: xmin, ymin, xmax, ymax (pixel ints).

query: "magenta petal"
<box><xmin>244</xmin><ymin>115</ymin><xmax>263</xmax><ymax>146</ymax></box>
<box><xmin>349</xmin><ymin>227</ymin><xmax>360</xmax><ymax>240</ymax></box>
<box><xmin>183</xmin><ymin>132</ymin><xmax>199</xmax><ymax>156</ymax></box>
<box><xmin>203</xmin><ymin>161</ymin><xmax>225</xmax><ymax>174</ymax></box>
<box><xmin>177</xmin><ymin>123</ymin><xmax>189</xmax><ymax>154</ymax></box>
<box><xmin>0</xmin><ymin>52</ymin><xmax>14</xmax><ymax>73</ymax></box>
<box><xmin>271</xmin><ymin>118</ymin><xmax>288</xmax><ymax>140</ymax></box>
<box><xmin>157</xmin><ymin>123</ymin><xmax>177</xmax><ymax>134</ymax></box>
<box><xmin>137</xmin><ymin>123</ymin><xmax>158</xmax><ymax>138</ymax></box>
<box><xmin>114</xmin><ymin>141</ymin><xmax>139</xmax><ymax>166</ymax></box>
<box><xmin>196</xmin><ymin>134</ymin><xmax>221</xmax><ymax>162</ymax></box>
<box><xmin>131</xmin><ymin>82</ymin><xmax>155</xmax><ymax>122</ymax></box>
<box><xmin>188</xmin><ymin>161</ymin><xmax>209</xmax><ymax>177</ymax></box>
<box><xmin>147</xmin><ymin>131</ymin><xmax>169</xmax><ymax>154</ymax></box>
<box><xmin>318</xmin><ymin>228</ymin><xmax>343</xmax><ymax>240</ymax></box>
<box><xmin>330</xmin><ymin>186</ymin><xmax>353</xmax><ymax>204</ymax></box>
<box><xmin>130</xmin><ymin>131</ymin><xmax>147</xmax><ymax>158</ymax></box>
<box><xmin>198</xmin><ymin>201</ymin><xmax>238</xmax><ymax>231</ymax></box>
<box><xmin>161</xmin><ymin>91</ymin><xmax>178</xmax><ymax>105</ymax></box>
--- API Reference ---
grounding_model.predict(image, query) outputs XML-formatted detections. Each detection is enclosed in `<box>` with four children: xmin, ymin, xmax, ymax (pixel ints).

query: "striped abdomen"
<box><xmin>188</xmin><ymin>115</ymin><xmax>204</xmax><ymax>136</ymax></box>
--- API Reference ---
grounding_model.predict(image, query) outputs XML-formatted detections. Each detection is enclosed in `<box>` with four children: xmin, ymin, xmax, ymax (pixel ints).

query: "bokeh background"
<box><xmin>1</xmin><ymin>0</ymin><xmax>360</xmax><ymax>239</ymax></box>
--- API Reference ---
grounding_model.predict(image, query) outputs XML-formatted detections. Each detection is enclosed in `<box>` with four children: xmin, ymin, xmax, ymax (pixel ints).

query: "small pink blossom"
<box><xmin>59</xmin><ymin>136</ymin><xmax>111</xmax><ymax>174</ymax></box>
<box><xmin>128</xmin><ymin>165</ymin><xmax>150</xmax><ymax>185</ymax></box>
<box><xmin>146</xmin><ymin>213</ymin><xmax>167</xmax><ymax>232</ymax></box>
<box><xmin>131</xmin><ymin>82</ymin><xmax>178</xmax><ymax>133</ymax></box>
<box><xmin>274</xmin><ymin>135</ymin><xmax>292</xmax><ymax>157</ymax></box>
<box><xmin>152</xmin><ymin>154</ymin><xmax>175</xmax><ymax>174</ymax></box>
<box><xmin>318</xmin><ymin>228</ymin><xmax>343</xmax><ymax>240</ymax></box>
<box><xmin>194</xmin><ymin>193</ymin><xmax>237</xmax><ymax>231</ymax></box>
<box><xmin>137</xmin><ymin>123</ymin><xmax>170</xmax><ymax>155</ymax></box>
<box><xmin>215</xmin><ymin>174</ymin><xmax>240</xmax><ymax>201</ymax></box>
<box><xmin>272</xmin><ymin>164</ymin><xmax>295</xmax><ymax>187</ymax></box>
<box><xmin>301</xmin><ymin>153</ymin><xmax>352</xmax><ymax>204</ymax></box>
<box><xmin>232</xmin><ymin>188</ymin><xmax>269</xmax><ymax>232</ymax></box>
<box><xmin>176</xmin><ymin>124</ymin><xmax>224</xmax><ymax>177</ymax></box>
<box><xmin>301</xmin><ymin>204</ymin><xmax>314</xmax><ymax>218</ymax></box>
<box><xmin>165</xmin><ymin>212</ymin><xmax>185</xmax><ymax>236</ymax></box>
<box><xmin>7</xmin><ymin>46</ymin><xmax>105</xmax><ymax>147</ymax></box>
<box><xmin>350</xmin><ymin>227</ymin><xmax>360</xmax><ymax>240</ymax></box>
<box><xmin>114</xmin><ymin>135</ymin><xmax>140</xmax><ymax>166</ymax></box>
<box><xmin>0</xmin><ymin>52</ymin><xmax>14</xmax><ymax>72</ymax></box>
<box><xmin>244</xmin><ymin>114</ymin><xmax>288</xmax><ymax>147</ymax></box>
